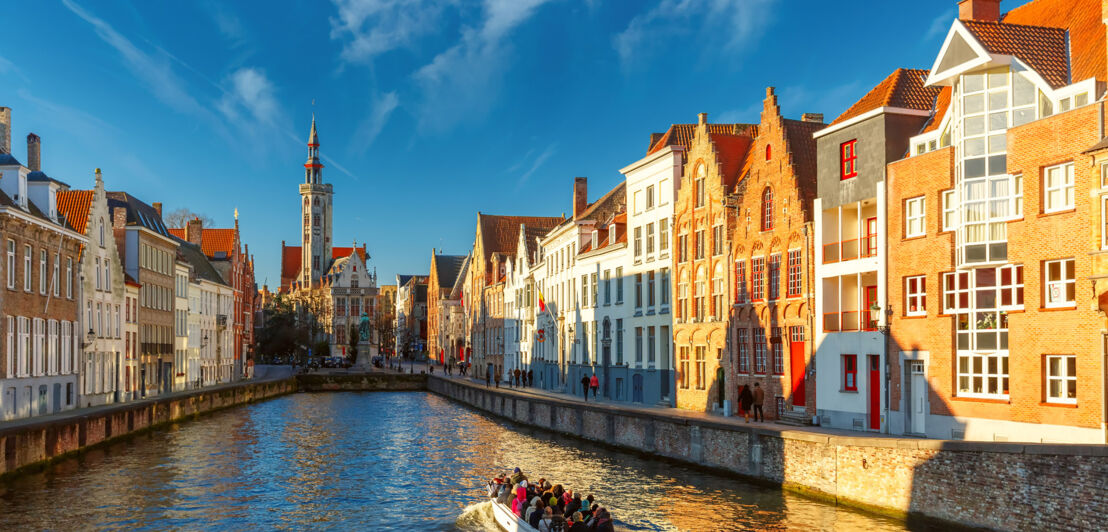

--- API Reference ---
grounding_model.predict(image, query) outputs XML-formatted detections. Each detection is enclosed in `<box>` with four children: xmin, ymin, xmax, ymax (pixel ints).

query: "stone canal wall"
<box><xmin>296</xmin><ymin>373</ymin><xmax>427</xmax><ymax>391</ymax></box>
<box><xmin>0</xmin><ymin>378</ymin><xmax>297</xmax><ymax>478</ymax></box>
<box><xmin>428</xmin><ymin>376</ymin><xmax>1108</xmax><ymax>531</ymax></box>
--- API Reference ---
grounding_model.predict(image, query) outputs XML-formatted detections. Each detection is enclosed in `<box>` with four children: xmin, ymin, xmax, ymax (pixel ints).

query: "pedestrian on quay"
<box><xmin>486</xmin><ymin>370</ymin><xmax>491</xmax><ymax>388</ymax></box>
<box><xmin>589</xmin><ymin>373</ymin><xmax>599</xmax><ymax>398</ymax></box>
<box><xmin>739</xmin><ymin>384</ymin><xmax>754</xmax><ymax>423</ymax></box>
<box><xmin>514</xmin><ymin>368</ymin><xmax>522</xmax><ymax>387</ymax></box>
<box><xmin>495</xmin><ymin>369</ymin><xmax>502</xmax><ymax>388</ymax></box>
<box><xmin>527</xmin><ymin>369</ymin><xmax>534</xmax><ymax>388</ymax></box>
<box><xmin>753</xmin><ymin>382</ymin><xmax>764</xmax><ymax>422</ymax></box>
<box><xmin>580</xmin><ymin>374</ymin><xmax>590</xmax><ymax>402</ymax></box>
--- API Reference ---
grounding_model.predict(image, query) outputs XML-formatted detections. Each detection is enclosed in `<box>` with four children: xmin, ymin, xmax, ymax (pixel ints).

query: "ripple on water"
<box><xmin>0</xmin><ymin>392</ymin><xmax>930</xmax><ymax>531</ymax></box>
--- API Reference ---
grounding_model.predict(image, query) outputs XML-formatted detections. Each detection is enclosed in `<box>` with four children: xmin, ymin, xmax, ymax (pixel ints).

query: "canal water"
<box><xmin>0</xmin><ymin>392</ymin><xmax>925</xmax><ymax>531</ymax></box>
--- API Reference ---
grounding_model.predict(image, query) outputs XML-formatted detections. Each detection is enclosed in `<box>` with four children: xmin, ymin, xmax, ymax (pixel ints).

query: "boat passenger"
<box><xmin>537</xmin><ymin>506</ymin><xmax>556</xmax><ymax>532</ymax></box>
<box><xmin>563</xmin><ymin>493</ymin><xmax>581</xmax><ymax>518</ymax></box>
<box><xmin>510</xmin><ymin>467</ymin><xmax>527</xmax><ymax>485</ymax></box>
<box><xmin>524</xmin><ymin>496</ymin><xmax>543</xmax><ymax>522</ymax></box>
<box><xmin>512</xmin><ymin>485</ymin><xmax>528</xmax><ymax>516</ymax></box>
<box><xmin>528</xmin><ymin>500</ymin><xmax>546</xmax><ymax>530</ymax></box>
<box><xmin>588</xmin><ymin>507</ymin><xmax>614</xmax><ymax>532</ymax></box>
<box><xmin>568</xmin><ymin>512</ymin><xmax>588</xmax><ymax>532</ymax></box>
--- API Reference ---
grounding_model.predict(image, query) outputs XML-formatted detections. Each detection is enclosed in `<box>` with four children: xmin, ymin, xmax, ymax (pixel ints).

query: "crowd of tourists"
<box><xmin>486</xmin><ymin>467</ymin><xmax>614</xmax><ymax>532</ymax></box>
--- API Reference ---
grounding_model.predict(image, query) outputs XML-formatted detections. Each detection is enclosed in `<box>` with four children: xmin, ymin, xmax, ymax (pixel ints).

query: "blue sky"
<box><xmin>0</xmin><ymin>0</ymin><xmax>1032</xmax><ymax>287</ymax></box>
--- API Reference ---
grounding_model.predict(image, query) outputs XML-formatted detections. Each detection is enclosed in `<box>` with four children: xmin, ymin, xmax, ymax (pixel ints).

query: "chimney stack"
<box><xmin>152</xmin><ymin>202</ymin><xmax>162</xmax><ymax>217</ymax></box>
<box><xmin>186</xmin><ymin>217</ymin><xmax>203</xmax><ymax>246</ymax></box>
<box><xmin>801</xmin><ymin>113</ymin><xmax>824</xmax><ymax>123</ymax></box>
<box><xmin>573</xmin><ymin>177</ymin><xmax>588</xmax><ymax>220</ymax></box>
<box><xmin>26</xmin><ymin>133</ymin><xmax>40</xmax><ymax>172</ymax></box>
<box><xmin>958</xmin><ymin>0</ymin><xmax>1001</xmax><ymax>22</ymax></box>
<box><xmin>112</xmin><ymin>205</ymin><xmax>127</xmax><ymax>229</ymax></box>
<box><xmin>0</xmin><ymin>107</ymin><xmax>10</xmax><ymax>155</ymax></box>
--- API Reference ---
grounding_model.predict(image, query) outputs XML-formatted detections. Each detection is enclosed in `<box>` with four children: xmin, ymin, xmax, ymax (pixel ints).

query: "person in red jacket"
<box><xmin>589</xmin><ymin>374</ymin><xmax>599</xmax><ymax>398</ymax></box>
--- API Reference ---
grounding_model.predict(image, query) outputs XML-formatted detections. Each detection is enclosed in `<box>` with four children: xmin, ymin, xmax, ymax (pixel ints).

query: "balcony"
<box><xmin>823</xmin><ymin>310</ymin><xmax>879</xmax><ymax>332</ymax></box>
<box><xmin>821</xmin><ymin>200</ymin><xmax>878</xmax><ymax>265</ymax></box>
<box><xmin>823</xmin><ymin>235</ymin><xmax>878</xmax><ymax>264</ymax></box>
<box><xmin>821</xmin><ymin>271</ymin><xmax>879</xmax><ymax>333</ymax></box>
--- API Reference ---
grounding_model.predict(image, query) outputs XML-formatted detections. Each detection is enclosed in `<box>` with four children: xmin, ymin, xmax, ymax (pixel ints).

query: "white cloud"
<box><xmin>219</xmin><ymin>67</ymin><xmax>281</xmax><ymax>127</ymax></box>
<box><xmin>924</xmin><ymin>10</ymin><xmax>954</xmax><ymax>42</ymax></box>
<box><xmin>413</xmin><ymin>0</ymin><xmax>552</xmax><ymax>132</ymax></box>
<box><xmin>515</xmin><ymin>143</ymin><xmax>556</xmax><ymax>189</ymax></box>
<box><xmin>329</xmin><ymin>0</ymin><xmax>455</xmax><ymax>64</ymax></box>
<box><xmin>351</xmin><ymin>91</ymin><xmax>399</xmax><ymax>153</ymax></box>
<box><xmin>614</xmin><ymin>0</ymin><xmax>776</xmax><ymax>70</ymax></box>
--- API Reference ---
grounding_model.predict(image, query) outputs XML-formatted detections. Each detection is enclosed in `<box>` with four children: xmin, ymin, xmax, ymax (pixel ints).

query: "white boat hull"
<box><xmin>490</xmin><ymin>499</ymin><xmax>540</xmax><ymax>532</ymax></box>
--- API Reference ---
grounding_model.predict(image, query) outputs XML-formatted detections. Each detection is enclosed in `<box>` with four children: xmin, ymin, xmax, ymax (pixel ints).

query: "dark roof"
<box><xmin>0</xmin><ymin>153</ymin><xmax>22</xmax><ymax>166</ymax></box>
<box><xmin>27</xmin><ymin>171</ymin><xmax>70</xmax><ymax>188</ymax></box>
<box><xmin>575</xmin><ymin>181</ymin><xmax>626</xmax><ymax>223</ymax></box>
<box><xmin>105</xmin><ymin>191</ymin><xmax>171</xmax><ymax>237</ymax></box>
<box><xmin>1084</xmin><ymin>136</ymin><xmax>1108</xmax><ymax>153</ymax></box>
<box><xmin>173</xmin><ymin>236</ymin><xmax>227</xmax><ymax>286</ymax></box>
<box><xmin>0</xmin><ymin>187</ymin><xmax>78</xmax><ymax>231</ymax></box>
<box><xmin>397</xmin><ymin>274</ymin><xmax>415</xmax><ymax>288</ymax></box>
<box><xmin>432</xmin><ymin>254</ymin><xmax>467</xmax><ymax>289</ymax></box>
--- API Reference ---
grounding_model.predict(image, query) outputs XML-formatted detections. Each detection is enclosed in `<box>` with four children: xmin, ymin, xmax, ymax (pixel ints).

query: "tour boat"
<box><xmin>489</xmin><ymin>497</ymin><xmax>539</xmax><ymax>532</ymax></box>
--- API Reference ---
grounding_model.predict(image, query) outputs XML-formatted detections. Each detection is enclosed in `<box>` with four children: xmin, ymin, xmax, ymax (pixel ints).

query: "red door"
<box><xmin>789</xmin><ymin>341</ymin><xmax>806</xmax><ymax>406</ymax></box>
<box><xmin>863</xmin><ymin>285</ymin><xmax>878</xmax><ymax>330</ymax></box>
<box><xmin>868</xmin><ymin>355</ymin><xmax>880</xmax><ymax>430</ymax></box>
<box><xmin>864</xmin><ymin>217</ymin><xmax>877</xmax><ymax>256</ymax></box>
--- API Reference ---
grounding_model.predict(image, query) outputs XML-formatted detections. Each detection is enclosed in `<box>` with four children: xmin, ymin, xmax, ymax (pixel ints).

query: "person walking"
<box><xmin>495</xmin><ymin>369</ymin><xmax>502</xmax><ymax>388</ymax></box>
<box><xmin>514</xmin><ymin>368</ymin><xmax>522</xmax><ymax>388</ymax></box>
<box><xmin>752</xmin><ymin>382</ymin><xmax>765</xmax><ymax>422</ymax></box>
<box><xmin>527</xmin><ymin>369</ymin><xmax>534</xmax><ymax>388</ymax></box>
<box><xmin>589</xmin><ymin>373</ymin><xmax>599</xmax><ymax>398</ymax></box>
<box><xmin>739</xmin><ymin>384</ymin><xmax>754</xmax><ymax>423</ymax></box>
<box><xmin>486</xmin><ymin>369</ymin><xmax>492</xmax><ymax>388</ymax></box>
<box><xmin>580</xmin><ymin>374</ymin><xmax>590</xmax><ymax>402</ymax></box>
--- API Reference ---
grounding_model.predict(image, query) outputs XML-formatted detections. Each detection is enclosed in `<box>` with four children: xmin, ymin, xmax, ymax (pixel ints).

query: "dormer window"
<box><xmin>609</xmin><ymin>227</ymin><xmax>616</xmax><ymax>246</ymax></box>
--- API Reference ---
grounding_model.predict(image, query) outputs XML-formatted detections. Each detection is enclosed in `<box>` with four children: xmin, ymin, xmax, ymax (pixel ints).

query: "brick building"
<box><xmin>885</xmin><ymin>0</ymin><xmax>1107</xmax><ymax>442</ymax></box>
<box><xmin>0</xmin><ymin>112</ymin><xmax>84</xmax><ymax>419</ymax></box>
<box><xmin>427</xmin><ymin>252</ymin><xmax>466</xmax><ymax>362</ymax></box>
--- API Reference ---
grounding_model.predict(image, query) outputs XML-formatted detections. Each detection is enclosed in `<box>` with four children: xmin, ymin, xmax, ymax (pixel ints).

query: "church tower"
<box><xmin>299</xmin><ymin>115</ymin><xmax>333</xmax><ymax>283</ymax></box>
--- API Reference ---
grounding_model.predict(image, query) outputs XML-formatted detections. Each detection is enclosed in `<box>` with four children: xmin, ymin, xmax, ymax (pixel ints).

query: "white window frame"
<box><xmin>905</xmin><ymin>196</ymin><xmax>926</xmax><ymax>237</ymax></box>
<box><xmin>1043</xmin><ymin>163</ymin><xmax>1074</xmax><ymax>213</ymax></box>
<box><xmin>905</xmin><ymin>275</ymin><xmax>926</xmax><ymax>316</ymax></box>
<box><xmin>23</xmin><ymin>245</ymin><xmax>31</xmax><ymax>292</ymax></box>
<box><xmin>1043</xmin><ymin>258</ymin><xmax>1075</xmax><ymax>308</ymax></box>
<box><xmin>5</xmin><ymin>240</ymin><xmax>13</xmax><ymax>289</ymax></box>
<box><xmin>1045</xmin><ymin>354</ymin><xmax>1076</xmax><ymax>405</ymax></box>
<box><xmin>942</xmin><ymin>190</ymin><xmax>957</xmax><ymax>232</ymax></box>
<box><xmin>39</xmin><ymin>250</ymin><xmax>46</xmax><ymax>295</ymax></box>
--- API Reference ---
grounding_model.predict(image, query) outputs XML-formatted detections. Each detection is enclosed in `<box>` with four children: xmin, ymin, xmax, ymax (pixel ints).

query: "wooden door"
<box><xmin>789</xmin><ymin>341</ymin><xmax>805</xmax><ymax>406</ymax></box>
<box><xmin>868</xmin><ymin>355</ymin><xmax>881</xmax><ymax>430</ymax></box>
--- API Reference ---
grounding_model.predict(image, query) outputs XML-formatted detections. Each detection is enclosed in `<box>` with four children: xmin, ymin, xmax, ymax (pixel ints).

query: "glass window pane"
<box><xmin>988</xmin><ymin>133</ymin><xmax>1006</xmax><ymax>152</ymax></box>
<box><xmin>1066</xmin><ymin>358</ymin><xmax>1076</xmax><ymax>377</ymax></box>
<box><xmin>965</xmin><ymin>158</ymin><xmax>986</xmax><ymax>178</ymax></box>
<box><xmin>1013</xmin><ymin>107</ymin><xmax>1034</xmax><ymax>126</ymax></box>
<box><xmin>1049</xmin><ymin>380</ymin><xmax>1061</xmax><ymax>398</ymax></box>
<box><xmin>965</xmin><ymin>73</ymin><xmax>985</xmax><ymax>92</ymax></box>
<box><xmin>966</xmin><ymin>138</ymin><xmax>986</xmax><ymax>156</ymax></box>
<box><xmin>964</xmin><ymin>93</ymin><xmax>985</xmax><ymax>114</ymax></box>
<box><xmin>988</xmin><ymin>155</ymin><xmax>1006</xmax><ymax>175</ymax></box>
<box><xmin>1067</xmin><ymin>379</ymin><xmax>1077</xmax><ymax>399</ymax></box>
<box><xmin>965</xmin><ymin>116</ymin><xmax>985</xmax><ymax>136</ymax></box>
<box><xmin>989</xmin><ymin>91</ymin><xmax>1008</xmax><ymax>111</ymax></box>
<box><xmin>988</xmin><ymin>70</ymin><xmax>1008</xmax><ymax>88</ymax></box>
<box><xmin>1013</xmin><ymin>73</ymin><xmax>1034</xmax><ymax>105</ymax></box>
<box><xmin>1066</xmin><ymin>260</ymin><xmax>1075</xmax><ymax>279</ymax></box>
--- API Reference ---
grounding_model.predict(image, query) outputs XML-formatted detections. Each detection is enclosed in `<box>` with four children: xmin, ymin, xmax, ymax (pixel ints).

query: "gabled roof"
<box><xmin>397</xmin><ymin>274</ymin><xmax>415</xmax><ymax>288</ymax></box>
<box><xmin>0</xmin><ymin>187</ymin><xmax>78</xmax><ymax>231</ymax></box>
<box><xmin>478</xmin><ymin>214</ymin><xmax>563</xmax><ymax>264</ymax></box>
<box><xmin>56</xmin><ymin>190</ymin><xmax>94</xmax><ymax>234</ymax></box>
<box><xmin>280</xmin><ymin>245</ymin><xmax>367</xmax><ymax>286</ymax></box>
<box><xmin>960</xmin><ymin>19</ymin><xmax>1070</xmax><ymax>88</ymax></box>
<box><xmin>523</xmin><ymin>224</ymin><xmax>551</xmax><ymax>262</ymax></box>
<box><xmin>647</xmin><ymin>123</ymin><xmax>757</xmax><ymax>155</ymax></box>
<box><xmin>831</xmin><ymin>68</ymin><xmax>942</xmax><ymax>125</ymax></box>
<box><xmin>27</xmin><ymin>171</ymin><xmax>70</xmax><ymax>187</ymax></box>
<box><xmin>782</xmin><ymin>118</ymin><xmax>825</xmax><ymax>186</ymax></box>
<box><xmin>432</xmin><ymin>254</ymin><xmax>467</xmax><ymax>290</ymax></box>
<box><xmin>167</xmin><ymin>227</ymin><xmax>236</xmax><ymax>259</ymax></box>
<box><xmin>710</xmin><ymin>132</ymin><xmax>756</xmax><ymax>187</ymax></box>
<box><xmin>105</xmin><ymin>191</ymin><xmax>171</xmax><ymax>237</ymax></box>
<box><xmin>1003</xmin><ymin>0</ymin><xmax>1104</xmax><ymax>83</ymax></box>
<box><xmin>174</xmin><ymin>236</ymin><xmax>227</xmax><ymax>286</ymax></box>
<box><xmin>575</xmin><ymin>181</ymin><xmax>625</xmax><ymax>223</ymax></box>
<box><xmin>0</xmin><ymin>153</ymin><xmax>23</xmax><ymax>166</ymax></box>
<box><xmin>921</xmin><ymin>86</ymin><xmax>953</xmax><ymax>134</ymax></box>
<box><xmin>449</xmin><ymin>255</ymin><xmax>470</xmax><ymax>299</ymax></box>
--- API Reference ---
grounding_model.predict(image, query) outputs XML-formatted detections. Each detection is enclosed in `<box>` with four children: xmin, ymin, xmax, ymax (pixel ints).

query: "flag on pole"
<box><xmin>537</xmin><ymin>287</ymin><xmax>546</xmax><ymax>312</ymax></box>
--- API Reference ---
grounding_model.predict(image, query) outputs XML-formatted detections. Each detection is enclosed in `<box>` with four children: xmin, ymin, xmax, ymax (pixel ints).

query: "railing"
<box><xmin>824</xmin><ymin>310</ymin><xmax>879</xmax><ymax>332</ymax></box>
<box><xmin>823</xmin><ymin>236</ymin><xmax>878</xmax><ymax>264</ymax></box>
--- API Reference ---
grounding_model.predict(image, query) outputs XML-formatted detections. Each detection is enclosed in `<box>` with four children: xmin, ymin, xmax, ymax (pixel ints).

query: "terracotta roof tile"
<box><xmin>647</xmin><ymin>123</ymin><xmax>757</xmax><ymax>155</ymax></box>
<box><xmin>478</xmin><ymin>214</ymin><xmax>563</xmax><ymax>264</ymax></box>
<box><xmin>921</xmin><ymin>86</ymin><xmax>953</xmax><ymax>134</ymax></box>
<box><xmin>56</xmin><ymin>190</ymin><xmax>94</xmax><ymax>235</ymax></box>
<box><xmin>961</xmin><ymin>19</ymin><xmax>1070</xmax><ymax>88</ymax></box>
<box><xmin>1003</xmin><ymin>0</ymin><xmax>1105</xmax><ymax>83</ymax></box>
<box><xmin>168</xmin><ymin>227</ymin><xmax>237</xmax><ymax>260</ymax></box>
<box><xmin>831</xmin><ymin>68</ymin><xmax>942</xmax><ymax>125</ymax></box>
<box><xmin>280</xmin><ymin>245</ymin><xmax>367</xmax><ymax>287</ymax></box>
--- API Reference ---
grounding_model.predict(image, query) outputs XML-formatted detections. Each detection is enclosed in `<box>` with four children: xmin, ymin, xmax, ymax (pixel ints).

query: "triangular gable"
<box><xmin>927</xmin><ymin>21</ymin><xmax>994</xmax><ymax>86</ymax></box>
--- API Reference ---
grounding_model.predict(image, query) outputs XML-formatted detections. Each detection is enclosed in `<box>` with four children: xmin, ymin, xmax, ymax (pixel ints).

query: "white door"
<box><xmin>910</xmin><ymin>361</ymin><xmax>926</xmax><ymax>434</ymax></box>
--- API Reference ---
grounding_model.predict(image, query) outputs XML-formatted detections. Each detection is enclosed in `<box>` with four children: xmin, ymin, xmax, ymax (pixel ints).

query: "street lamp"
<box><xmin>81</xmin><ymin>328</ymin><xmax>95</xmax><ymax>349</ymax></box>
<box><xmin>870</xmin><ymin>302</ymin><xmax>894</xmax><ymax>434</ymax></box>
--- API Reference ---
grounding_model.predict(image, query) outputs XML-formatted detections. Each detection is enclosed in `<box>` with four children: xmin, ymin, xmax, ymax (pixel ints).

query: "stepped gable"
<box><xmin>647</xmin><ymin>123</ymin><xmax>757</xmax><ymax>155</ymax></box>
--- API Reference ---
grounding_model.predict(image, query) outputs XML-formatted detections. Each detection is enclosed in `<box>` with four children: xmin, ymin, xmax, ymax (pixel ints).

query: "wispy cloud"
<box><xmin>350</xmin><ymin>91</ymin><xmax>399</xmax><ymax>153</ymax></box>
<box><xmin>503</xmin><ymin>148</ymin><xmax>536</xmax><ymax>174</ymax></box>
<box><xmin>218</xmin><ymin>67</ymin><xmax>281</xmax><ymax>128</ymax></box>
<box><xmin>329</xmin><ymin>0</ymin><xmax>453</xmax><ymax>64</ymax></box>
<box><xmin>515</xmin><ymin>143</ymin><xmax>556</xmax><ymax>189</ymax></box>
<box><xmin>0</xmin><ymin>54</ymin><xmax>29</xmax><ymax>84</ymax></box>
<box><xmin>17</xmin><ymin>88</ymin><xmax>119</xmax><ymax>138</ymax></box>
<box><xmin>923</xmin><ymin>10</ymin><xmax>954</xmax><ymax>42</ymax></box>
<box><xmin>614</xmin><ymin>0</ymin><xmax>776</xmax><ymax>71</ymax></box>
<box><xmin>413</xmin><ymin>0</ymin><xmax>552</xmax><ymax>132</ymax></box>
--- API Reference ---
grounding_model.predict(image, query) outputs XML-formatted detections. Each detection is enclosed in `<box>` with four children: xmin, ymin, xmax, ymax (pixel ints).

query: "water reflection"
<box><xmin>0</xmin><ymin>392</ymin><xmax>922</xmax><ymax>531</ymax></box>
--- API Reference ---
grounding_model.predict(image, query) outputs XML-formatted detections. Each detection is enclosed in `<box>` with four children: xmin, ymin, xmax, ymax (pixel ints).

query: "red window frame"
<box><xmin>766</xmin><ymin>144</ymin><xmax>772</xmax><ymax>161</ymax></box>
<box><xmin>786</xmin><ymin>249</ymin><xmax>801</xmax><ymax>297</ymax></box>
<box><xmin>751</xmin><ymin>257</ymin><xmax>766</xmax><ymax>301</ymax></box>
<box><xmin>841</xmin><ymin>139</ymin><xmax>858</xmax><ymax>180</ymax></box>
<box><xmin>734</xmin><ymin>260</ymin><xmax>747</xmax><ymax>303</ymax></box>
<box><xmin>843</xmin><ymin>354</ymin><xmax>857</xmax><ymax>391</ymax></box>
<box><xmin>762</xmin><ymin>187</ymin><xmax>774</xmax><ymax>231</ymax></box>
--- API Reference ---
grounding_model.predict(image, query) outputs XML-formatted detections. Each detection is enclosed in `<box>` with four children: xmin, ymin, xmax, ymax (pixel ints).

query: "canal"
<box><xmin>0</xmin><ymin>392</ymin><xmax>930</xmax><ymax>530</ymax></box>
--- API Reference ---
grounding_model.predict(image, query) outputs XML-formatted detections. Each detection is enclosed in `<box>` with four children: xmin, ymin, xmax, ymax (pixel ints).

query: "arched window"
<box><xmin>314</xmin><ymin>198</ymin><xmax>320</xmax><ymax>206</ymax></box>
<box><xmin>761</xmin><ymin>187</ymin><xmax>774</xmax><ymax>231</ymax></box>
<box><xmin>678</xmin><ymin>270</ymin><xmax>690</xmax><ymax>321</ymax></box>
<box><xmin>712</xmin><ymin>262</ymin><xmax>725</xmax><ymax>319</ymax></box>
<box><xmin>694</xmin><ymin>267</ymin><xmax>706</xmax><ymax>321</ymax></box>
<box><xmin>765</xmin><ymin>144</ymin><xmax>772</xmax><ymax>161</ymax></box>
<box><xmin>694</xmin><ymin>163</ymin><xmax>706</xmax><ymax>208</ymax></box>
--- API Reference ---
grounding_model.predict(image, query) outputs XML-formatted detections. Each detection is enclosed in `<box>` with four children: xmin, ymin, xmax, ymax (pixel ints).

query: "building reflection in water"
<box><xmin>0</xmin><ymin>392</ymin><xmax>920</xmax><ymax>531</ymax></box>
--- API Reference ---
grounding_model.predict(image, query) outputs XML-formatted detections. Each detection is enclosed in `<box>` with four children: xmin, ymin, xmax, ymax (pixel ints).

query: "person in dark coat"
<box><xmin>580</xmin><ymin>375</ymin><xmax>590</xmax><ymax>401</ymax></box>
<box><xmin>739</xmin><ymin>384</ymin><xmax>754</xmax><ymax>423</ymax></box>
<box><xmin>527</xmin><ymin>369</ymin><xmax>534</xmax><ymax>387</ymax></box>
<box><xmin>563</xmin><ymin>493</ymin><xmax>582</xmax><ymax>518</ymax></box>
<box><xmin>753</xmin><ymin>382</ymin><xmax>765</xmax><ymax>422</ymax></box>
<box><xmin>588</xmin><ymin>507</ymin><xmax>614</xmax><ymax>532</ymax></box>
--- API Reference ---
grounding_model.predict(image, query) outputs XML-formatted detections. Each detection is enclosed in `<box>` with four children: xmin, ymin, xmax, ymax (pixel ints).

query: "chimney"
<box><xmin>26</xmin><ymin>133</ymin><xmax>40</xmax><ymax>172</ymax></box>
<box><xmin>697</xmin><ymin>113</ymin><xmax>707</xmax><ymax>126</ymax></box>
<box><xmin>958</xmin><ymin>0</ymin><xmax>1001</xmax><ymax>22</ymax></box>
<box><xmin>112</xmin><ymin>205</ymin><xmax>127</xmax><ymax>229</ymax></box>
<box><xmin>152</xmin><ymin>202</ymin><xmax>162</xmax><ymax>217</ymax></box>
<box><xmin>801</xmin><ymin>113</ymin><xmax>824</xmax><ymax>123</ymax></box>
<box><xmin>573</xmin><ymin>177</ymin><xmax>588</xmax><ymax>220</ymax></box>
<box><xmin>0</xmin><ymin>107</ymin><xmax>10</xmax><ymax>155</ymax></box>
<box><xmin>186</xmin><ymin>217</ymin><xmax>203</xmax><ymax>246</ymax></box>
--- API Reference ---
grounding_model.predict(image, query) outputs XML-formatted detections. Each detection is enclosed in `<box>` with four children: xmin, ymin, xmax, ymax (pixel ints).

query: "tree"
<box><xmin>347</xmin><ymin>324</ymin><xmax>359</xmax><ymax>361</ymax></box>
<box><xmin>165</xmin><ymin>208</ymin><xmax>214</xmax><ymax>228</ymax></box>
<box><xmin>256</xmin><ymin>295</ymin><xmax>306</xmax><ymax>364</ymax></box>
<box><xmin>375</xmin><ymin>308</ymin><xmax>396</xmax><ymax>358</ymax></box>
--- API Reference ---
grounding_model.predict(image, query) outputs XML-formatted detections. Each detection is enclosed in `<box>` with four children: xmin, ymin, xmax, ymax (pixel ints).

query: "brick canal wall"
<box><xmin>0</xmin><ymin>378</ymin><xmax>297</xmax><ymax>478</ymax></box>
<box><xmin>296</xmin><ymin>373</ymin><xmax>427</xmax><ymax>391</ymax></box>
<box><xmin>428</xmin><ymin>376</ymin><xmax>1108</xmax><ymax>531</ymax></box>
